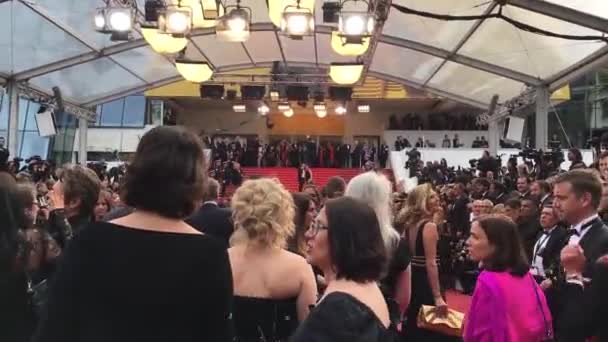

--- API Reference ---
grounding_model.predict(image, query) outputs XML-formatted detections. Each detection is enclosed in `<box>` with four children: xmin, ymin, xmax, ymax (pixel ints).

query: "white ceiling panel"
<box><xmin>545</xmin><ymin>0</ymin><xmax>608</xmax><ymax>20</ymax></box>
<box><xmin>29</xmin><ymin>58</ymin><xmax>144</xmax><ymax>104</ymax></box>
<box><xmin>370</xmin><ymin>43</ymin><xmax>444</xmax><ymax>84</ymax></box>
<box><xmin>279</xmin><ymin>35</ymin><xmax>316</xmax><ymax>63</ymax></box>
<box><xmin>191</xmin><ymin>35</ymin><xmax>252</xmax><ymax>67</ymax></box>
<box><xmin>382</xmin><ymin>0</ymin><xmax>491</xmax><ymax>51</ymax></box>
<box><xmin>0</xmin><ymin>2</ymin><xmax>13</xmax><ymax>74</ymax></box>
<box><xmin>459</xmin><ymin>6</ymin><xmax>606</xmax><ymax>78</ymax></box>
<box><xmin>243</xmin><ymin>32</ymin><xmax>283</xmax><ymax>64</ymax></box>
<box><xmin>427</xmin><ymin>61</ymin><xmax>526</xmax><ymax>104</ymax></box>
<box><xmin>111</xmin><ymin>46</ymin><xmax>179</xmax><ymax>83</ymax></box>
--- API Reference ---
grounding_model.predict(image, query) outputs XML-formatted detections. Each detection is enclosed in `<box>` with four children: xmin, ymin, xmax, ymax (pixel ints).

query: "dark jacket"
<box><xmin>534</xmin><ymin>225</ymin><xmax>568</xmax><ymax>277</ymax></box>
<box><xmin>558</xmin><ymin>257</ymin><xmax>608</xmax><ymax>342</ymax></box>
<box><xmin>577</xmin><ymin>219</ymin><xmax>608</xmax><ymax>278</ymax></box>
<box><xmin>448</xmin><ymin>196</ymin><xmax>470</xmax><ymax>236</ymax></box>
<box><xmin>46</xmin><ymin>210</ymin><xmax>91</xmax><ymax>249</ymax></box>
<box><xmin>186</xmin><ymin>202</ymin><xmax>233</xmax><ymax>247</ymax></box>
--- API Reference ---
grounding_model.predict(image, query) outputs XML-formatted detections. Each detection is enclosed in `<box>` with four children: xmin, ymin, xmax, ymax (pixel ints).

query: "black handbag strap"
<box><xmin>529</xmin><ymin>274</ymin><xmax>553</xmax><ymax>341</ymax></box>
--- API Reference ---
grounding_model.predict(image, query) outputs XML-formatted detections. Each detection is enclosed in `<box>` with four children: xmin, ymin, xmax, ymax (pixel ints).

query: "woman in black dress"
<box><xmin>397</xmin><ymin>183</ymin><xmax>450</xmax><ymax>341</ymax></box>
<box><xmin>34</xmin><ymin>126</ymin><xmax>233</xmax><ymax>342</ymax></box>
<box><xmin>229</xmin><ymin>178</ymin><xmax>317</xmax><ymax>341</ymax></box>
<box><xmin>291</xmin><ymin>197</ymin><xmax>398</xmax><ymax>342</ymax></box>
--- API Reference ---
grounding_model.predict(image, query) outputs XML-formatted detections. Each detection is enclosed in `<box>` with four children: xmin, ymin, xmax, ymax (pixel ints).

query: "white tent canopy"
<box><xmin>1</xmin><ymin>0</ymin><xmax>608</xmax><ymax>109</ymax></box>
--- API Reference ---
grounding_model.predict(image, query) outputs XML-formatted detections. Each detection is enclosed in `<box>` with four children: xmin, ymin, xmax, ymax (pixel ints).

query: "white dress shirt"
<box><xmin>568</xmin><ymin>213</ymin><xmax>599</xmax><ymax>245</ymax></box>
<box><xmin>531</xmin><ymin>226</ymin><xmax>556</xmax><ymax>277</ymax></box>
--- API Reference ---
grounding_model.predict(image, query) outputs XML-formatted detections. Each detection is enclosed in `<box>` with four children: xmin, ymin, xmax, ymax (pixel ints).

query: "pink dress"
<box><xmin>464</xmin><ymin>270</ymin><xmax>553</xmax><ymax>342</ymax></box>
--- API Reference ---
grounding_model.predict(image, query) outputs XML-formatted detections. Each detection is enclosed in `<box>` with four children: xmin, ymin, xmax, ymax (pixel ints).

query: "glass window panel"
<box><xmin>18</xmin><ymin>98</ymin><xmax>29</xmax><ymax>130</ymax></box>
<box><xmin>29</xmin><ymin>58</ymin><xmax>144</xmax><ymax>104</ymax></box>
<box><xmin>111</xmin><ymin>47</ymin><xmax>179</xmax><ymax>83</ymax></box>
<box><xmin>459</xmin><ymin>6</ymin><xmax>605</xmax><ymax>78</ymax></box>
<box><xmin>32</xmin><ymin>0</ymin><xmax>127</xmax><ymax>49</ymax></box>
<box><xmin>122</xmin><ymin>96</ymin><xmax>146</xmax><ymax>127</ymax></box>
<box><xmin>100</xmin><ymin>99</ymin><xmax>125</xmax><ymax>126</ymax></box>
<box><xmin>370</xmin><ymin>43</ymin><xmax>444</xmax><ymax>83</ymax></box>
<box><xmin>191</xmin><ymin>36</ymin><xmax>251</xmax><ymax>67</ymax></box>
<box><xmin>545</xmin><ymin>0</ymin><xmax>608</xmax><ymax>20</ymax></box>
<box><xmin>11</xmin><ymin>1</ymin><xmax>92</xmax><ymax>72</ymax></box>
<box><xmin>382</xmin><ymin>0</ymin><xmax>489</xmax><ymax>51</ymax></box>
<box><xmin>243</xmin><ymin>32</ymin><xmax>283</xmax><ymax>64</ymax></box>
<box><xmin>19</xmin><ymin>131</ymin><xmax>49</xmax><ymax>159</ymax></box>
<box><xmin>25</xmin><ymin>101</ymin><xmax>41</xmax><ymax>131</ymax></box>
<box><xmin>149</xmin><ymin>100</ymin><xmax>164</xmax><ymax>126</ymax></box>
<box><xmin>427</xmin><ymin>60</ymin><xmax>526</xmax><ymax>104</ymax></box>
<box><xmin>0</xmin><ymin>93</ymin><xmax>8</xmax><ymax>130</ymax></box>
<box><xmin>0</xmin><ymin>2</ymin><xmax>13</xmax><ymax>74</ymax></box>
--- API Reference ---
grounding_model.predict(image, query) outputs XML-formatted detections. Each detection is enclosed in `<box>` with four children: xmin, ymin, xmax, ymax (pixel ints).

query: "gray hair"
<box><xmin>345</xmin><ymin>172</ymin><xmax>400</xmax><ymax>255</ymax></box>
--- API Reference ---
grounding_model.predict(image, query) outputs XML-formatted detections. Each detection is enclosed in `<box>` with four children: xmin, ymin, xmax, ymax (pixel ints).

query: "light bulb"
<box><xmin>228</xmin><ymin>16</ymin><xmax>247</xmax><ymax>32</ymax></box>
<box><xmin>287</xmin><ymin>15</ymin><xmax>308</xmax><ymax>35</ymax></box>
<box><xmin>283</xmin><ymin>108</ymin><xmax>294</xmax><ymax>117</ymax></box>
<box><xmin>167</xmin><ymin>11</ymin><xmax>190</xmax><ymax>33</ymax></box>
<box><xmin>344</xmin><ymin>15</ymin><xmax>364</xmax><ymax>35</ymax></box>
<box><xmin>316</xmin><ymin>109</ymin><xmax>327</xmax><ymax>118</ymax></box>
<box><xmin>94</xmin><ymin>12</ymin><xmax>106</xmax><ymax>30</ymax></box>
<box><xmin>109</xmin><ymin>10</ymin><xmax>132</xmax><ymax>32</ymax></box>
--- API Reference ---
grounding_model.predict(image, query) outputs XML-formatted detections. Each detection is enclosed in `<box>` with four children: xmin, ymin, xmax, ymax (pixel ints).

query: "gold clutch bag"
<box><xmin>416</xmin><ymin>305</ymin><xmax>464</xmax><ymax>337</ymax></box>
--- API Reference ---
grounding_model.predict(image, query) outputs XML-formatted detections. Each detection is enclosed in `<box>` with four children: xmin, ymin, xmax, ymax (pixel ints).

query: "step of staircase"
<box><xmin>241</xmin><ymin>167</ymin><xmax>363</xmax><ymax>193</ymax></box>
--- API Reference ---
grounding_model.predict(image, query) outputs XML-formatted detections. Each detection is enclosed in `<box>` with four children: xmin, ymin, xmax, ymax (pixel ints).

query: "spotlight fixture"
<box><xmin>268</xmin><ymin>0</ymin><xmax>315</xmax><ymax>28</ymax></box>
<box><xmin>94</xmin><ymin>6</ymin><xmax>133</xmax><ymax>33</ymax></box>
<box><xmin>281</xmin><ymin>5</ymin><xmax>315</xmax><ymax>37</ymax></box>
<box><xmin>316</xmin><ymin>109</ymin><xmax>327</xmax><ymax>118</ymax></box>
<box><xmin>175</xmin><ymin>59</ymin><xmax>213</xmax><ymax>83</ymax></box>
<box><xmin>357</xmin><ymin>104</ymin><xmax>370</xmax><ymax>113</ymax></box>
<box><xmin>322</xmin><ymin>1</ymin><xmax>341</xmax><ymax>23</ymax></box>
<box><xmin>158</xmin><ymin>6</ymin><xmax>192</xmax><ymax>36</ymax></box>
<box><xmin>144</xmin><ymin>0</ymin><xmax>164</xmax><ymax>22</ymax></box>
<box><xmin>313</xmin><ymin>103</ymin><xmax>326</xmax><ymax>111</ymax></box>
<box><xmin>329</xmin><ymin>63</ymin><xmax>364</xmax><ymax>85</ymax></box>
<box><xmin>278</xmin><ymin>102</ymin><xmax>291</xmax><ymax>111</ymax></box>
<box><xmin>331</xmin><ymin>31</ymin><xmax>369</xmax><ymax>56</ymax></box>
<box><xmin>283</xmin><ymin>108</ymin><xmax>294</xmax><ymax>117</ymax></box>
<box><xmin>216</xmin><ymin>3</ymin><xmax>251</xmax><ymax>42</ymax></box>
<box><xmin>141</xmin><ymin>24</ymin><xmax>188</xmax><ymax>53</ymax></box>
<box><xmin>335</xmin><ymin>104</ymin><xmax>347</xmax><ymax>115</ymax></box>
<box><xmin>258</xmin><ymin>103</ymin><xmax>270</xmax><ymax>115</ymax></box>
<box><xmin>339</xmin><ymin>12</ymin><xmax>374</xmax><ymax>39</ymax></box>
<box><xmin>233</xmin><ymin>104</ymin><xmax>247</xmax><ymax>112</ymax></box>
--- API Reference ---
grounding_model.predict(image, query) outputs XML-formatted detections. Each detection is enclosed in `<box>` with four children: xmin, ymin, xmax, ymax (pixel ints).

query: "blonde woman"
<box><xmin>345</xmin><ymin>172</ymin><xmax>410</xmax><ymax>325</ymax></box>
<box><xmin>229</xmin><ymin>178</ymin><xmax>317</xmax><ymax>342</ymax></box>
<box><xmin>398</xmin><ymin>183</ymin><xmax>449</xmax><ymax>341</ymax></box>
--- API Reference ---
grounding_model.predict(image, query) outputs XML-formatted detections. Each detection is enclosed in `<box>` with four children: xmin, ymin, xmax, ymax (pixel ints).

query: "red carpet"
<box><xmin>446</xmin><ymin>290</ymin><xmax>472</xmax><ymax>315</ymax></box>
<box><xmin>241</xmin><ymin>167</ymin><xmax>363</xmax><ymax>192</ymax></box>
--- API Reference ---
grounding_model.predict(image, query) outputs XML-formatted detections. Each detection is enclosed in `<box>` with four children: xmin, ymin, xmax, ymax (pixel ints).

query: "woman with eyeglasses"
<box><xmin>229</xmin><ymin>179</ymin><xmax>317</xmax><ymax>342</ymax></box>
<box><xmin>291</xmin><ymin>197</ymin><xmax>398</xmax><ymax>341</ymax></box>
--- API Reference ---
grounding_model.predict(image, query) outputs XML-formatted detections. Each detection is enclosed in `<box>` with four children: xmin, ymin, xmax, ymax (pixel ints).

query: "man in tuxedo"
<box><xmin>186</xmin><ymin>178</ymin><xmax>233</xmax><ymax>247</ymax></box>
<box><xmin>559</xmin><ymin>247</ymin><xmax>608</xmax><ymax>342</ymax></box>
<box><xmin>298</xmin><ymin>164</ymin><xmax>312</xmax><ymax>191</ymax></box>
<box><xmin>519</xmin><ymin>197</ymin><xmax>543</xmax><ymax>261</ymax></box>
<box><xmin>553</xmin><ymin>170</ymin><xmax>608</xmax><ymax>278</ymax></box>
<box><xmin>531</xmin><ymin>180</ymin><xmax>552</xmax><ymax>209</ymax></box>
<box><xmin>516</xmin><ymin>176</ymin><xmax>531</xmax><ymax>198</ymax></box>
<box><xmin>447</xmin><ymin>183</ymin><xmax>470</xmax><ymax>237</ymax></box>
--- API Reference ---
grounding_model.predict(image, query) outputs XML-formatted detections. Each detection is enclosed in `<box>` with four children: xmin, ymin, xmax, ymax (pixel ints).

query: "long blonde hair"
<box><xmin>397</xmin><ymin>183</ymin><xmax>436</xmax><ymax>230</ymax></box>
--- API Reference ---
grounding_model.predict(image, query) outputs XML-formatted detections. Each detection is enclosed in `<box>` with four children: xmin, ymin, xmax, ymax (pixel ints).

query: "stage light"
<box><xmin>281</xmin><ymin>9</ymin><xmax>314</xmax><ymax>37</ymax></box>
<box><xmin>94</xmin><ymin>9</ymin><xmax>108</xmax><ymax>32</ymax></box>
<box><xmin>216</xmin><ymin>7</ymin><xmax>250</xmax><ymax>42</ymax></box>
<box><xmin>339</xmin><ymin>12</ymin><xmax>374</xmax><ymax>37</ymax></box>
<box><xmin>268</xmin><ymin>0</ymin><xmax>315</xmax><ymax>28</ymax></box>
<box><xmin>313</xmin><ymin>103</ymin><xmax>326</xmax><ymax>111</ymax></box>
<box><xmin>159</xmin><ymin>7</ymin><xmax>192</xmax><ymax>36</ymax></box>
<box><xmin>192</xmin><ymin>0</ymin><xmax>224</xmax><ymax>28</ymax></box>
<box><xmin>283</xmin><ymin>108</ymin><xmax>294</xmax><ymax>117</ymax></box>
<box><xmin>335</xmin><ymin>104</ymin><xmax>347</xmax><ymax>115</ymax></box>
<box><xmin>329</xmin><ymin>63</ymin><xmax>363</xmax><ymax>85</ymax></box>
<box><xmin>270</xmin><ymin>90</ymin><xmax>280</xmax><ymax>101</ymax></box>
<box><xmin>144</xmin><ymin>0</ymin><xmax>163</xmax><ymax>22</ymax></box>
<box><xmin>175</xmin><ymin>59</ymin><xmax>213</xmax><ymax>83</ymax></box>
<box><xmin>141</xmin><ymin>25</ymin><xmax>188</xmax><ymax>53</ymax></box>
<box><xmin>108</xmin><ymin>7</ymin><xmax>133</xmax><ymax>32</ymax></box>
<box><xmin>357</xmin><ymin>104</ymin><xmax>370</xmax><ymax>113</ymax></box>
<box><xmin>233</xmin><ymin>104</ymin><xmax>247</xmax><ymax>112</ymax></box>
<box><xmin>322</xmin><ymin>1</ymin><xmax>340</xmax><ymax>23</ymax></box>
<box><xmin>316</xmin><ymin>109</ymin><xmax>327</xmax><ymax>118</ymax></box>
<box><xmin>331</xmin><ymin>31</ymin><xmax>369</xmax><ymax>56</ymax></box>
<box><xmin>258</xmin><ymin>103</ymin><xmax>270</xmax><ymax>115</ymax></box>
<box><xmin>278</xmin><ymin>102</ymin><xmax>291</xmax><ymax>111</ymax></box>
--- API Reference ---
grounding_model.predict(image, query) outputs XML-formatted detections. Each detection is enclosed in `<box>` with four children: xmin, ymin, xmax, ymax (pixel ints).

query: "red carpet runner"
<box><xmin>241</xmin><ymin>167</ymin><xmax>363</xmax><ymax>193</ymax></box>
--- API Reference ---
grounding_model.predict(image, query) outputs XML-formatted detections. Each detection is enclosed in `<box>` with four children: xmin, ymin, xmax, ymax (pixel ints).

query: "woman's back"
<box><xmin>228</xmin><ymin>245</ymin><xmax>316</xmax><ymax>341</ymax></box>
<box><xmin>34</xmin><ymin>222</ymin><xmax>233</xmax><ymax>342</ymax></box>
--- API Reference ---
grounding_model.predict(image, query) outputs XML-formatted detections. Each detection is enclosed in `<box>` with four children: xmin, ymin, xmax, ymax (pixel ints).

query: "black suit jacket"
<box><xmin>186</xmin><ymin>203</ymin><xmax>233</xmax><ymax>247</ymax></box>
<box><xmin>558</xmin><ymin>258</ymin><xmax>608</xmax><ymax>342</ymax></box>
<box><xmin>536</xmin><ymin>225</ymin><xmax>568</xmax><ymax>272</ymax></box>
<box><xmin>448</xmin><ymin>196</ymin><xmax>470</xmax><ymax>236</ymax></box>
<box><xmin>577</xmin><ymin>219</ymin><xmax>608</xmax><ymax>278</ymax></box>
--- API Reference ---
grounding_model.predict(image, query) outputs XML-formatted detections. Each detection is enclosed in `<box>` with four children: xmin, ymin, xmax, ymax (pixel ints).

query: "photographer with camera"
<box><xmin>405</xmin><ymin>148</ymin><xmax>421</xmax><ymax>178</ymax></box>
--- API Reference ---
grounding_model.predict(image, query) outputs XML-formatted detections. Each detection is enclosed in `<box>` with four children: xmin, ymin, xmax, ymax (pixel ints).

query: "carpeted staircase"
<box><xmin>241</xmin><ymin>167</ymin><xmax>363</xmax><ymax>192</ymax></box>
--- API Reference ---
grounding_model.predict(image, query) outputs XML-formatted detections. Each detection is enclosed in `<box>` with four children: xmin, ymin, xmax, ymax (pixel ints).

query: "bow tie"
<box><xmin>568</xmin><ymin>229</ymin><xmax>580</xmax><ymax>237</ymax></box>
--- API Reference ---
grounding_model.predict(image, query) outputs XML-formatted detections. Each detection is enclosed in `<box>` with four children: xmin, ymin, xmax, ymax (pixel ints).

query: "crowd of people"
<box><xmin>206</xmin><ymin>135</ymin><xmax>392</xmax><ymax>169</ymax></box>
<box><xmin>387</xmin><ymin>113</ymin><xmax>486</xmax><ymax>131</ymax></box>
<box><xmin>2</xmin><ymin>125</ymin><xmax>608</xmax><ymax>342</ymax></box>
